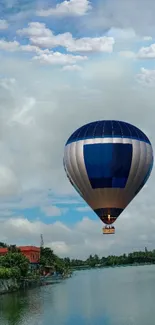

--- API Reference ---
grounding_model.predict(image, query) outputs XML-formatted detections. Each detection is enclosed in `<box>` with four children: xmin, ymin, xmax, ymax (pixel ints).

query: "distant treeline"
<box><xmin>1</xmin><ymin>242</ymin><xmax>155</xmax><ymax>271</ymax></box>
<box><xmin>62</xmin><ymin>248</ymin><xmax>155</xmax><ymax>268</ymax></box>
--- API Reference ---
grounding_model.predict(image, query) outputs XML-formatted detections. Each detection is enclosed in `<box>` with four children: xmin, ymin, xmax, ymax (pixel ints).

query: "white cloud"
<box><xmin>0</xmin><ymin>40</ymin><xmax>42</xmax><ymax>54</ymax></box>
<box><xmin>50</xmin><ymin>241</ymin><xmax>70</xmax><ymax>255</ymax></box>
<box><xmin>17</xmin><ymin>22</ymin><xmax>115</xmax><ymax>54</ymax></box>
<box><xmin>62</xmin><ymin>64</ymin><xmax>83</xmax><ymax>71</ymax></box>
<box><xmin>136</xmin><ymin>68</ymin><xmax>155</xmax><ymax>87</ymax></box>
<box><xmin>64</xmin><ymin>36</ymin><xmax>114</xmax><ymax>53</ymax></box>
<box><xmin>0</xmin><ymin>190</ymin><xmax>79</xmax><ymax>217</ymax></box>
<box><xmin>0</xmin><ymin>22</ymin><xmax>114</xmax><ymax>69</ymax></box>
<box><xmin>17</xmin><ymin>22</ymin><xmax>52</xmax><ymax>38</ymax></box>
<box><xmin>33</xmin><ymin>51</ymin><xmax>87</xmax><ymax>65</ymax></box>
<box><xmin>36</xmin><ymin>0</ymin><xmax>92</xmax><ymax>17</ymax></box>
<box><xmin>0</xmin><ymin>205</ymin><xmax>155</xmax><ymax>258</ymax></box>
<box><xmin>41</xmin><ymin>205</ymin><xmax>62</xmax><ymax>217</ymax></box>
<box><xmin>0</xmin><ymin>40</ymin><xmax>34</xmax><ymax>53</ymax></box>
<box><xmin>137</xmin><ymin>44</ymin><xmax>155</xmax><ymax>59</ymax></box>
<box><xmin>0</xmin><ymin>19</ymin><xmax>9</xmax><ymax>30</ymax></box>
<box><xmin>0</xmin><ymin>40</ymin><xmax>19</xmax><ymax>51</ymax></box>
<box><xmin>20</xmin><ymin>44</ymin><xmax>44</xmax><ymax>53</ymax></box>
<box><xmin>0</xmin><ymin>37</ymin><xmax>87</xmax><ymax>66</ymax></box>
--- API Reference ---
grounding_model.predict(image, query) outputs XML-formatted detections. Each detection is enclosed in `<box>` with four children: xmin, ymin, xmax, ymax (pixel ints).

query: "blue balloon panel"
<box><xmin>83</xmin><ymin>143</ymin><xmax>133</xmax><ymax>189</ymax></box>
<box><xmin>66</xmin><ymin>120</ymin><xmax>151</xmax><ymax>145</ymax></box>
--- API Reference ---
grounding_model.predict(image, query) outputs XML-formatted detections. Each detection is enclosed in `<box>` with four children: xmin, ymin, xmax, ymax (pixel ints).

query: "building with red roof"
<box><xmin>0</xmin><ymin>246</ymin><xmax>40</xmax><ymax>267</ymax></box>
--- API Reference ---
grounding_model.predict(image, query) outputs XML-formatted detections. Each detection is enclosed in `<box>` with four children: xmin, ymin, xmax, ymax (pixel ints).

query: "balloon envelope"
<box><xmin>63</xmin><ymin>120</ymin><xmax>154</xmax><ymax>225</ymax></box>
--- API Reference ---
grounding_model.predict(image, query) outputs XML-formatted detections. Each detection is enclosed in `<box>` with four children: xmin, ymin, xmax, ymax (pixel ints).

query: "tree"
<box><xmin>40</xmin><ymin>247</ymin><xmax>57</xmax><ymax>266</ymax></box>
<box><xmin>64</xmin><ymin>257</ymin><xmax>70</xmax><ymax>267</ymax></box>
<box><xmin>0</xmin><ymin>242</ymin><xmax>7</xmax><ymax>248</ymax></box>
<box><xmin>8</xmin><ymin>245</ymin><xmax>20</xmax><ymax>253</ymax></box>
<box><xmin>40</xmin><ymin>247</ymin><xmax>67</xmax><ymax>274</ymax></box>
<box><xmin>0</xmin><ymin>252</ymin><xmax>29</xmax><ymax>276</ymax></box>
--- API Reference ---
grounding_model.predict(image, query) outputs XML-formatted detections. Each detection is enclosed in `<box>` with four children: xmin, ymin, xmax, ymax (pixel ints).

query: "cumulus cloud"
<box><xmin>40</xmin><ymin>205</ymin><xmax>62</xmax><ymax>217</ymax></box>
<box><xmin>17</xmin><ymin>22</ymin><xmax>52</xmax><ymax>38</ymax></box>
<box><xmin>32</xmin><ymin>51</ymin><xmax>87</xmax><ymax>65</ymax></box>
<box><xmin>0</xmin><ymin>200</ymin><xmax>155</xmax><ymax>258</ymax></box>
<box><xmin>62</xmin><ymin>64</ymin><xmax>83</xmax><ymax>71</ymax></box>
<box><xmin>0</xmin><ymin>22</ymin><xmax>114</xmax><ymax>69</ymax></box>
<box><xmin>137</xmin><ymin>44</ymin><xmax>155</xmax><ymax>59</ymax></box>
<box><xmin>136</xmin><ymin>68</ymin><xmax>155</xmax><ymax>87</ymax></box>
<box><xmin>17</xmin><ymin>22</ymin><xmax>115</xmax><ymax>54</ymax></box>
<box><xmin>119</xmin><ymin>43</ymin><xmax>155</xmax><ymax>61</ymax></box>
<box><xmin>36</xmin><ymin>0</ymin><xmax>92</xmax><ymax>17</ymax></box>
<box><xmin>0</xmin><ymin>39</ymin><xmax>43</xmax><ymax>54</ymax></box>
<box><xmin>0</xmin><ymin>190</ymin><xmax>77</xmax><ymax>218</ymax></box>
<box><xmin>0</xmin><ymin>38</ymin><xmax>87</xmax><ymax>66</ymax></box>
<box><xmin>64</xmin><ymin>36</ymin><xmax>114</xmax><ymax>53</ymax></box>
<box><xmin>0</xmin><ymin>40</ymin><xmax>19</xmax><ymax>51</ymax></box>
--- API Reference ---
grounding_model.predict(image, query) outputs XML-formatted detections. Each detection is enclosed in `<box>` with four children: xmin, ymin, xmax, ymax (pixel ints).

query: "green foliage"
<box><xmin>0</xmin><ymin>242</ymin><xmax>7</xmax><ymax>248</ymax></box>
<box><xmin>8</xmin><ymin>245</ymin><xmax>20</xmax><ymax>253</ymax></box>
<box><xmin>63</xmin><ymin>248</ymin><xmax>155</xmax><ymax>269</ymax></box>
<box><xmin>40</xmin><ymin>247</ymin><xmax>66</xmax><ymax>274</ymax></box>
<box><xmin>0</xmin><ymin>267</ymin><xmax>21</xmax><ymax>279</ymax></box>
<box><xmin>40</xmin><ymin>247</ymin><xmax>56</xmax><ymax>266</ymax></box>
<box><xmin>0</xmin><ymin>252</ymin><xmax>29</xmax><ymax>276</ymax></box>
<box><xmin>0</xmin><ymin>244</ymin><xmax>29</xmax><ymax>278</ymax></box>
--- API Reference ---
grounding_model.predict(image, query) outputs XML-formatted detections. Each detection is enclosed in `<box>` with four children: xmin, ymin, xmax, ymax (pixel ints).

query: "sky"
<box><xmin>0</xmin><ymin>0</ymin><xmax>155</xmax><ymax>259</ymax></box>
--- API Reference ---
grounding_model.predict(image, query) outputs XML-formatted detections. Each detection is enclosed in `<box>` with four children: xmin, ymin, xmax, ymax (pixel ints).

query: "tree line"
<box><xmin>62</xmin><ymin>247</ymin><xmax>155</xmax><ymax>268</ymax></box>
<box><xmin>1</xmin><ymin>242</ymin><xmax>155</xmax><ymax>279</ymax></box>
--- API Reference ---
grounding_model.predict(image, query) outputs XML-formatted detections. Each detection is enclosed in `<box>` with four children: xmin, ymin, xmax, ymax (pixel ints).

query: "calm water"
<box><xmin>1</xmin><ymin>265</ymin><xmax>155</xmax><ymax>325</ymax></box>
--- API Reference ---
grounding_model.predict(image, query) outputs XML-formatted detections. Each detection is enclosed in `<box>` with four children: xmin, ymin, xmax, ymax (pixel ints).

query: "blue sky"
<box><xmin>0</xmin><ymin>0</ymin><xmax>155</xmax><ymax>258</ymax></box>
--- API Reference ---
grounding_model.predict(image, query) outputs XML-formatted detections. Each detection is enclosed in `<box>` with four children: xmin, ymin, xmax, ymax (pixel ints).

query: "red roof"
<box><xmin>0</xmin><ymin>248</ymin><xmax>7</xmax><ymax>253</ymax></box>
<box><xmin>19</xmin><ymin>246</ymin><xmax>40</xmax><ymax>252</ymax></box>
<box><xmin>0</xmin><ymin>246</ymin><xmax>40</xmax><ymax>264</ymax></box>
<box><xmin>0</xmin><ymin>246</ymin><xmax>40</xmax><ymax>253</ymax></box>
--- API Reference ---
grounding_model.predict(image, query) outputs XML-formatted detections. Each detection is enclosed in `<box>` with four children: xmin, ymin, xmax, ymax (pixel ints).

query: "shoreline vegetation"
<box><xmin>0</xmin><ymin>243</ymin><xmax>72</xmax><ymax>294</ymax></box>
<box><xmin>0</xmin><ymin>243</ymin><xmax>155</xmax><ymax>294</ymax></box>
<box><xmin>67</xmin><ymin>247</ymin><xmax>155</xmax><ymax>269</ymax></box>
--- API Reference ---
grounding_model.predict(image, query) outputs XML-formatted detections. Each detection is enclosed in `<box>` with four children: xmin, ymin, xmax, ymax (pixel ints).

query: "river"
<box><xmin>0</xmin><ymin>264</ymin><xmax>155</xmax><ymax>325</ymax></box>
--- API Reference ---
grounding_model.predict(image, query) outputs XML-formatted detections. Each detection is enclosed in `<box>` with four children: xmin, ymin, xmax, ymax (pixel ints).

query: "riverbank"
<box><xmin>0</xmin><ymin>278</ymin><xmax>19</xmax><ymax>294</ymax></box>
<box><xmin>71</xmin><ymin>261</ymin><xmax>155</xmax><ymax>271</ymax></box>
<box><xmin>0</xmin><ymin>273</ymin><xmax>72</xmax><ymax>295</ymax></box>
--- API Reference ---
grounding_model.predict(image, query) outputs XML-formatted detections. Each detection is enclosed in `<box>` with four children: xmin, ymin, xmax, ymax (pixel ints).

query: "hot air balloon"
<box><xmin>63</xmin><ymin>120</ymin><xmax>154</xmax><ymax>234</ymax></box>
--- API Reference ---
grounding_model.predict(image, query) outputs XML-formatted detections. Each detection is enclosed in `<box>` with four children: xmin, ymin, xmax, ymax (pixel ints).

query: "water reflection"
<box><xmin>0</xmin><ymin>265</ymin><xmax>155</xmax><ymax>325</ymax></box>
<box><xmin>0</xmin><ymin>289</ymin><xmax>42</xmax><ymax>325</ymax></box>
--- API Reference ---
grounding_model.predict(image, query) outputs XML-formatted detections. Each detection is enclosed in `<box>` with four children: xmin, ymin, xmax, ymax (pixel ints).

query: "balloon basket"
<box><xmin>102</xmin><ymin>227</ymin><xmax>115</xmax><ymax>235</ymax></box>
